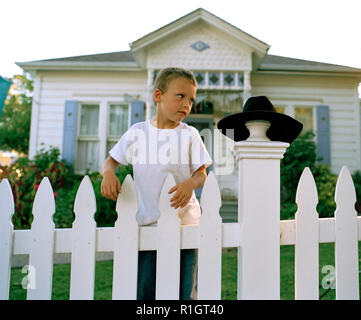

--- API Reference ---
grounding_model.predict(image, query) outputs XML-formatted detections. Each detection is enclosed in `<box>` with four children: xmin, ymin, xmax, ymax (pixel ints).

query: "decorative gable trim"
<box><xmin>130</xmin><ymin>8</ymin><xmax>270</xmax><ymax>68</ymax></box>
<box><xmin>191</xmin><ymin>40</ymin><xmax>210</xmax><ymax>52</ymax></box>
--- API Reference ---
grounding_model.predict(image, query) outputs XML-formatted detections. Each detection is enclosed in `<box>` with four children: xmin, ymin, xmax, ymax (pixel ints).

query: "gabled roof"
<box><xmin>16</xmin><ymin>8</ymin><xmax>270</xmax><ymax>72</ymax></box>
<box><xmin>16</xmin><ymin>51</ymin><xmax>139</xmax><ymax>73</ymax></box>
<box><xmin>130</xmin><ymin>8</ymin><xmax>269</xmax><ymax>50</ymax></box>
<box><xmin>129</xmin><ymin>7</ymin><xmax>270</xmax><ymax>68</ymax></box>
<box><xmin>15</xmin><ymin>7</ymin><xmax>361</xmax><ymax>77</ymax></box>
<box><xmin>34</xmin><ymin>51</ymin><xmax>135</xmax><ymax>63</ymax></box>
<box><xmin>16</xmin><ymin>50</ymin><xmax>361</xmax><ymax>76</ymax></box>
<box><xmin>259</xmin><ymin>54</ymin><xmax>361</xmax><ymax>74</ymax></box>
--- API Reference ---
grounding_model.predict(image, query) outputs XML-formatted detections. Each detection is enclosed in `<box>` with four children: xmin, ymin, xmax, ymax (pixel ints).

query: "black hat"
<box><xmin>217</xmin><ymin>96</ymin><xmax>303</xmax><ymax>144</ymax></box>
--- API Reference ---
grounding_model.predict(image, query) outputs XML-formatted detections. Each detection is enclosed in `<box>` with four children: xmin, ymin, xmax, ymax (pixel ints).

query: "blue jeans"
<box><xmin>137</xmin><ymin>249</ymin><xmax>198</xmax><ymax>300</ymax></box>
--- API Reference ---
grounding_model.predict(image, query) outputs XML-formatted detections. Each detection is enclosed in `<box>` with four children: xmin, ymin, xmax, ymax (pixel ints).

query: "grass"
<box><xmin>8</xmin><ymin>243</ymin><xmax>361</xmax><ymax>300</ymax></box>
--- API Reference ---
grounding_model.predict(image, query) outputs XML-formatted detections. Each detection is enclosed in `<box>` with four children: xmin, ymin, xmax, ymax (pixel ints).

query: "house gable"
<box><xmin>146</xmin><ymin>21</ymin><xmax>252</xmax><ymax>71</ymax></box>
<box><xmin>130</xmin><ymin>8</ymin><xmax>269</xmax><ymax>71</ymax></box>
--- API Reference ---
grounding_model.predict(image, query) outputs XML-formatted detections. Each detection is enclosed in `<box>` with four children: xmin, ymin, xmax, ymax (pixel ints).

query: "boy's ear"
<box><xmin>153</xmin><ymin>89</ymin><xmax>162</xmax><ymax>103</ymax></box>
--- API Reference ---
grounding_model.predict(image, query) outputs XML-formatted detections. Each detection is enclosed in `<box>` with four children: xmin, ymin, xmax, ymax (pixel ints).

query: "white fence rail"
<box><xmin>0</xmin><ymin>143</ymin><xmax>360</xmax><ymax>300</ymax></box>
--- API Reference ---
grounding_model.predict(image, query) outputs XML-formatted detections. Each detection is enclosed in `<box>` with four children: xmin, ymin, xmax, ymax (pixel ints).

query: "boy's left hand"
<box><xmin>168</xmin><ymin>179</ymin><xmax>195</xmax><ymax>209</ymax></box>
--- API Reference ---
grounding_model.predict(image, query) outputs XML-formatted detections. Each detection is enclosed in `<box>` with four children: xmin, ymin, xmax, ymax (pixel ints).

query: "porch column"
<box><xmin>146</xmin><ymin>69</ymin><xmax>154</xmax><ymax>121</ymax></box>
<box><xmin>29</xmin><ymin>75</ymin><xmax>42</xmax><ymax>159</ymax></box>
<box><xmin>242</xmin><ymin>71</ymin><xmax>251</xmax><ymax>106</ymax></box>
<box><xmin>233</xmin><ymin>121</ymin><xmax>289</xmax><ymax>299</ymax></box>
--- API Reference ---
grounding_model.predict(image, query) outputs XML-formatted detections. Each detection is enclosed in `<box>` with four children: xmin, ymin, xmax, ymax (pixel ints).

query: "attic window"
<box><xmin>238</xmin><ymin>73</ymin><xmax>244</xmax><ymax>86</ymax></box>
<box><xmin>192</xmin><ymin>71</ymin><xmax>245</xmax><ymax>89</ymax></box>
<box><xmin>209</xmin><ymin>73</ymin><xmax>220</xmax><ymax>85</ymax></box>
<box><xmin>224</xmin><ymin>73</ymin><xmax>235</xmax><ymax>86</ymax></box>
<box><xmin>194</xmin><ymin>72</ymin><xmax>205</xmax><ymax>85</ymax></box>
<box><xmin>190</xmin><ymin>41</ymin><xmax>210</xmax><ymax>52</ymax></box>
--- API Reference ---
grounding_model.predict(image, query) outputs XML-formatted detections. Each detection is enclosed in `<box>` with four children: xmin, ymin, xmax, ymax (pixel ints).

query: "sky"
<box><xmin>2</xmin><ymin>0</ymin><xmax>361</xmax><ymax>89</ymax></box>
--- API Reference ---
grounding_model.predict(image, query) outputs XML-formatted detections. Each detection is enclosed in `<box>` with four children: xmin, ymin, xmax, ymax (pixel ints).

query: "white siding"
<box><xmin>30</xmin><ymin>71</ymin><xmax>148</xmax><ymax>161</ymax></box>
<box><xmin>210</xmin><ymin>73</ymin><xmax>360</xmax><ymax>195</ymax></box>
<box><xmin>30</xmin><ymin>67</ymin><xmax>360</xmax><ymax>194</ymax></box>
<box><xmin>147</xmin><ymin>22</ymin><xmax>252</xmax><ymax>71</ymax></box>
<box><xmin>252</xmin><ymin>73</ymin><xmax>361</xmax><ymax>174</ymax></box>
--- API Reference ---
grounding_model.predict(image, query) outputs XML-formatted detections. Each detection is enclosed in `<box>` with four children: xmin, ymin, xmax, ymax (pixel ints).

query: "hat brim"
<box><xmin>217</xmin><ymin>111</ymin><xmax>303</xmax><ymax>144</ymax></box>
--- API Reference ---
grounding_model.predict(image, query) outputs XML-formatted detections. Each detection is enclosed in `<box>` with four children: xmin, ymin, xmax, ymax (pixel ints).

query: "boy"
<box><xmin>101</xmin><ymin>67</ymin><xmax>213</xmax><ymax>299</ymax></box>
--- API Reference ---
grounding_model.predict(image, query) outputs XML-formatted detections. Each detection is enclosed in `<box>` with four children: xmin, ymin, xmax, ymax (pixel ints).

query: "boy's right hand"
<box><xmin>101</xmin><ymin>171</ymin><xmax>122</xmax><ymax>201</ymax></box>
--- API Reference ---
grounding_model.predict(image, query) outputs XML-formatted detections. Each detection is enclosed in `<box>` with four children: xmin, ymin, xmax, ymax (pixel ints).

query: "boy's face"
<box><xmin>154</xmin><ymin>77</ymin><xmax>196</xmax><ymax>124</ymax></box>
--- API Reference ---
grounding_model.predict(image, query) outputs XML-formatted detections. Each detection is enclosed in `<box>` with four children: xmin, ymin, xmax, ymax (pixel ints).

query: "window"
<box><xmin>274</xmin><ymin>106</ymin><xmax>285</xmax><ymax>114</ymax></box>
<box><xmin>192</xmin><ymin>71</ymin><xmax>244</xmax><ymax>89</ymax></box>
<box><xmin>223</xmin><ymin>73</ymin><xmax>235</xmax><ymax>86</ymax></box>
<box><xmin>75</xmin><ymin>104</ymin><xmax>100</xmax><ymax>173</ymax></box>
<box><xmin>294</xmin><ymin>107</ymin><xmax>314</xmax><ymax>133</ymax></box>
<box><xmin>74</xmin><ymin>101</ymin><xmax>129</xmax><ymax>173</ymax></box>
<box><xmin>238</xmin><ymin>73</ymin><xmax>244</xmax><ymax>86</ymax></box>
<box><xmin>106</xmin><ymin>103</ymin><xmax>129</xmax><ymax>154</ymax></box>
<box><xmin>192</xmin><ymin>90</ymin><xmax>243</xmax><ymax>118</ymax></box>
<box><xmin>208</xmin><ymin>72</ymin><xmax>221</xmax><ymax>86</ymax></box>
<box><xmin>194</xmin><ymin>72</ymin><xmax>206</xmax><ymax>86</ymax></box>
<box><xmin>272</xmin><ymin>104</ymin><xmax>315</xmax><ymax>139</ymax></box>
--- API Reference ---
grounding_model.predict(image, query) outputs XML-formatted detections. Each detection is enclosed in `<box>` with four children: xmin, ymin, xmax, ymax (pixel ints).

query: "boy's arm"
<box><xmin>169</xmin><ymin>165</ymin><xmax>208</xmax><ymax>209</ymax></box>
<box><xmin>189</xmin><ymin>165</ymin><xmax>207</xmax><ymax>190</ymax></box>
<box><xmin>102</xmin><ymin>155</ymin><xmax>120</xmax><ymax>175</ymax></box>
<box><xmin>101</xmin><ymin>156</ymin><xmax>122</xmax><ymax>201</ymax></box>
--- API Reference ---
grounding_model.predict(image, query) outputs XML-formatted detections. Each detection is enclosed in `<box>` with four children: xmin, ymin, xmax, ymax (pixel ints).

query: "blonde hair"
<box><xmin>153</xmin><ymin>67</ymin><xmax>196</xmax><ymax>93</ymax></box>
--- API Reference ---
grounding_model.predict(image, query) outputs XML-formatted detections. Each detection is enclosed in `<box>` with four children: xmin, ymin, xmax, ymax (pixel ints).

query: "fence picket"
<box><xmin>334</xmin><ymin>166</ymin><xmax>359</xmax><ymax>299</ymax></box>
<box><xmin>112</xmin><ymin>174</ymin><xmax>139</xmax><ymax>300</ymax></box>
<box><xmin>156</xmin><ymin>173</ymin><xmax>180</xmax><ymax>299</ymax></box>
<box><xmin>198</xmin><ymin>171</ymin><xmax>222</xmax><ymax>299</ymax></box>
<box><xmin>0</xmin><ymin>179</ymin><xmax>14</xmax><ymax>300</ymax></box>
<box><xmin>2</xmin><ymin>161</ymin><xmax>361</xmax><ymax>300</ymax></box>
<box><xmin>26</xmin><ymin>177</ymin><xmax>55</xmax><ymax>300</ymax></box>
<box><xmin>69</xmin><ymin>176</ymin><xmax>97</xmax><ymax>300</ymax></box>
<box><xmin>294</xmin><ymin>167</ymin><xmax>319</xmax><ymax>300</ymax></box>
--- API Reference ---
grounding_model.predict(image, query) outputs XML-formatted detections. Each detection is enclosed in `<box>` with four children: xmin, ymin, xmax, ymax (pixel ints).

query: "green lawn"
<box><xmin>8</xmin><ymin>243</ymin><xmax>361</xmax><ymax>300</ymax></box>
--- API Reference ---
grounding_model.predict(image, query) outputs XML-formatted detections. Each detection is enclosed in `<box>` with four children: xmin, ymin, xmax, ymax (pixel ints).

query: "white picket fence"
<box><xmin>0</xmin><ymin>149</ymin><xmax>360</xmax><ymax>300</ymax></box>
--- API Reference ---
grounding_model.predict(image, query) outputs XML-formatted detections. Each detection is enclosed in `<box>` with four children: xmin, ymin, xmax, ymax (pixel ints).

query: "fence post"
<box><xmin>233</xmin><ymin>125</ymin><xmax>289</xmax><ymax>299</ymax></box>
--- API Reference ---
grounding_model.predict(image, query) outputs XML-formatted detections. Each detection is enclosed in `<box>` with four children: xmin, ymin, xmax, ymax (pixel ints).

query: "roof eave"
<box><xmin>15</xmin><ymin>61</ymin><xmax>142</xmax><ymax>72</ymax></box>
<box><xmin>260</xmin><ymin>63</ymin><xmax>361</xmax><ymax>72</ymax></box>
<box><xmin>255</xmin><ymin>68</ymin><xmax>361</xmax><ymax>78</ymax></box>
<box><xmin>130</xmin><ymin>9</ymin><xmax>202</xmax><ymax>52</ymax></box>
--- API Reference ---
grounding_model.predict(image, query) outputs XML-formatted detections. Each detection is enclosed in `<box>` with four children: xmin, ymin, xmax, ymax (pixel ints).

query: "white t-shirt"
<box><xmin>109</xmin><ymin>119</ymin><xmax>213</xmax><ymax>226</ymax></box>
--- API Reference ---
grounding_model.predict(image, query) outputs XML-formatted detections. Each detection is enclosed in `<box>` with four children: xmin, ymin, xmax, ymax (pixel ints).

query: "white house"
<box><xmin>17</xmin><ymin>8</ymin><xmax>361</xmax><ymax>202</ymax></box>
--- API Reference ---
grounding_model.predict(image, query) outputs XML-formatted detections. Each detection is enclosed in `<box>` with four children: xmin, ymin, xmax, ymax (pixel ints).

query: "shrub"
<box><xmin>280</xmin><ymin>131</ymin><xmax>338</xmax><ymax>219</ymax></box>
<box><xmin>69</xmin><ymin>164</ymin><xmax>133</xmax><ymax>228</ymax></box>
<box><xmin>1</xmin><ymin>147</ymin><xmax>69</xmax><ymax>228</ymax></box>
<box><xmin>280</xmin><ymin>131</ymin><xmax>317</xmax><ymax>219</ymax></box>
<box><xmin>281</xmin><ymin>131</ymin><xmax>317</xmax><ymax>203</ymax></box>
<box><xmin>312</xmin><ymin>164</ymin><xmax>337</xmax><ymax>218</ymax></box>
<box><xmin>352</xmin><ymin>170</ymin><xmax>361</xmax><ymax>213</ymax></box>
<box><xmin>1</xmin><ymin>146</ymin><xmax>133</xmax><ymax>229</ymax></box>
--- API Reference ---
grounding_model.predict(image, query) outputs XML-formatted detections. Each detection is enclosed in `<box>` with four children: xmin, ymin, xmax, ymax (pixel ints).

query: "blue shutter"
<box><xmin>130</xmin><ymin>100</ymin><xmax>145</xmax><ymax>125</ymax></box>
<box><xmin>316</xmin><ymin>105</ymin><xmax>330</xmax><ymax>164</ymax></box>
<box><xmin>62</xmin><ymin>100</ymin><xmax>78</xmax><ymax>164</ymax></box>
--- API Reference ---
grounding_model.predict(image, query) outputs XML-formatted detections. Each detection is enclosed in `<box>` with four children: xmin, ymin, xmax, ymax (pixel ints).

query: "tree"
<box><xmin>0</xmin><ymin>74</ymin><xmax>33</xmax><ymax>154</ymax></box>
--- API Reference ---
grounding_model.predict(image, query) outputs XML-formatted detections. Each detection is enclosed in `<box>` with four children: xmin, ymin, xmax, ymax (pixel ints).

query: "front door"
<box><xmin>183</xmin><ymin>117</ymin><xmax>214</xmax><ymax>198</ymax></box>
